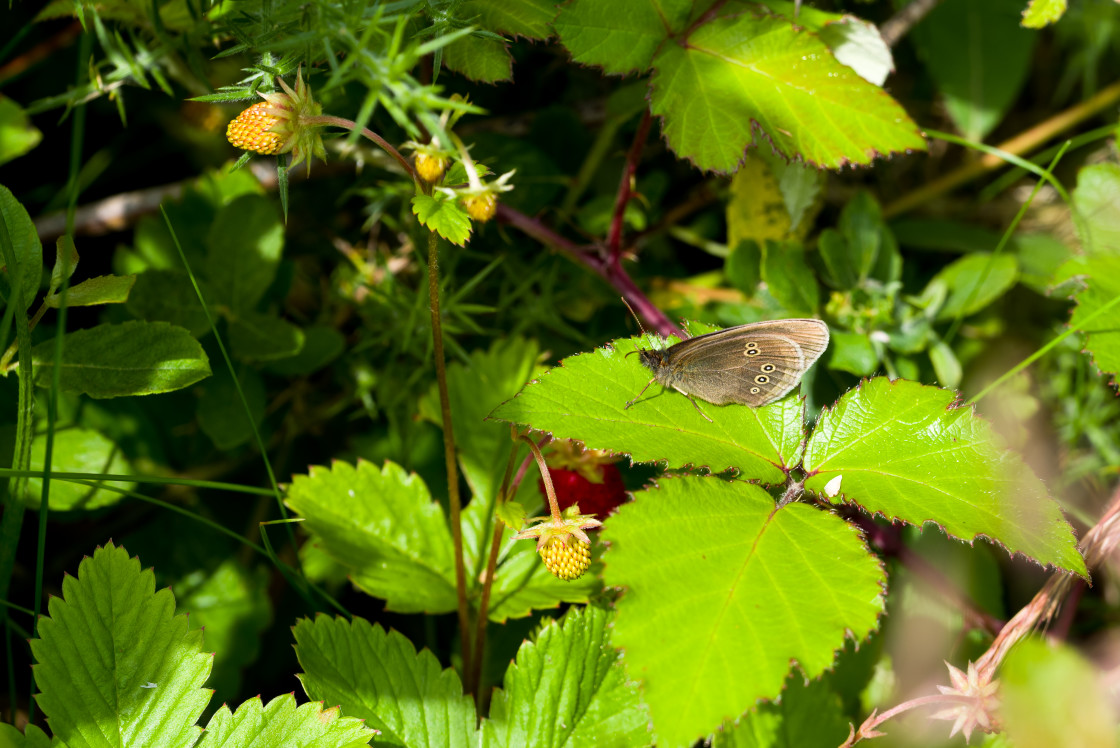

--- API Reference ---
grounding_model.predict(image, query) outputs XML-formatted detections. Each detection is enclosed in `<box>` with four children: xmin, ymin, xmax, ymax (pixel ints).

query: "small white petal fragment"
<box><xmin>141</xmin><ymin>682</ymin><xmax>157</xmax><ymax>689</ymax></box>
<box><xmin>824</xmin><ymin>474</ymin><xmax>843</xmax><ymax>498</ymax></box>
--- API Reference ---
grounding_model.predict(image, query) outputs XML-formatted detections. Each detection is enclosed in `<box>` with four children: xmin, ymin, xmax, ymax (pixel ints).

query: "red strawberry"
<box><xmin>539</xmin><ymin>463</ymin><xmax>627</xmax><ymax>520</ymax></box>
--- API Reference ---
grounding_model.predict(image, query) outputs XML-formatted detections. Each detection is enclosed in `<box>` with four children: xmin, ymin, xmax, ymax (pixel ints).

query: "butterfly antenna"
<box><xmin>620</xmin><ymin>297</ymin><xmax>647</xmax><ymax>335</ymax></box>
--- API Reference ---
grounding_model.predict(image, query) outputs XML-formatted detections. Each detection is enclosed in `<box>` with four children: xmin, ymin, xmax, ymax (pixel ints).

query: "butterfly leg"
<box><xmin>686</xmin><ymin>394</ymin><xmax>713</xmax><ymax>423</ymax></box>
<box><xmin>625</xmin><ymin>378</ymin><xmax>657</xmax><ymax>409</ymax></box>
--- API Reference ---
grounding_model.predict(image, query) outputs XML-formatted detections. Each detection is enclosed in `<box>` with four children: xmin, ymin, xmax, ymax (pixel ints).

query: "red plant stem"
<box><xmin>607</xmin><ymin>110</ymin><xmax>653</xmax><ymax>255</ymax></box>
<box><xmin>495</xmin><ymin>203</ymin><xmax>682</xmax><ymax>337</ymax></box>
<box><xmin>521</xmin><ymin>436</ymin><xmax>560</xmax><ymax>521</ymax></box>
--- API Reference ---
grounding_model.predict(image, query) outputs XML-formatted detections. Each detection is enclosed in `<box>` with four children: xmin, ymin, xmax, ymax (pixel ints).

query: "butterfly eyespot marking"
<box><xmin>744</xmin><ymin>345</ymin><xmax>760</xmax><ymax>356</ymax></box>
<box><xmin>750</xmin><ymin>386</ymin><xmax>761</xmax><ymax>394</ymax></box>
<box><xmin>761</xmin><ymin>364</ymin><xmax>776</xmax><ymax>372</ymax></box>
<box><xmin>755</xmin><ymin>375</ymin><xmax>769</xmax><ymax>384</ymax></box>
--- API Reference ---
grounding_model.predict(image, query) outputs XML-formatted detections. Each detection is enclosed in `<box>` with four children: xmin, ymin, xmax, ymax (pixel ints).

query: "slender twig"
<box><xmin>607</xmin><ymin>110</ymin><xmax>653</xmax><ymax>255</ymax></box>
<box><xmin>879</xmin><ymin>0</ymin><xmax>945</xmax><ymax>47</ymax></box>
<box><xmin>884</xmin><ymin>79</ymin><xmax>1120</xmax><ymax>218</ymax></box>
<box><xmin>426</xmin><ymin>228</ymin><xmax>472</xmax><ymax>688</ymax></box>
<box><xmin>306</xmin><ymin>115</ymin><xmax>417</xmax><ymax>180</ymax></box>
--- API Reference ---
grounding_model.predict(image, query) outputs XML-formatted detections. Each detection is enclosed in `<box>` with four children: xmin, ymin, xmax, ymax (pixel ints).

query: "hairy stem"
<box><xmin>426</xmin><ymin>229</ymin><xmax>472</xmax><ymax>688</ymax></box>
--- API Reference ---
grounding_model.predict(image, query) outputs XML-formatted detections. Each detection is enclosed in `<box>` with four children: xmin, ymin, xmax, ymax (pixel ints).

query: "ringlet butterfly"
<box><xmin>625</xmin><ymin>318</ymin><xmax>830</xmax><ymax>420</ymax></box>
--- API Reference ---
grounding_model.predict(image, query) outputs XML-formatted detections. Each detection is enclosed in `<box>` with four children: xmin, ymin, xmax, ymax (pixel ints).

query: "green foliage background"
<box><xmin>2</xmin><ymin>0</ymin><xmax>1120</xmax><ymax>746</ymax></box>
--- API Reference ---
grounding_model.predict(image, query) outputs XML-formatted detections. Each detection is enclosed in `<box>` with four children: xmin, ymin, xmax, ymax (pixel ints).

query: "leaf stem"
<box><xmin>425</xmin><ymin>228</ymin><xmax>472</xmax><ymax>687</ymax></box>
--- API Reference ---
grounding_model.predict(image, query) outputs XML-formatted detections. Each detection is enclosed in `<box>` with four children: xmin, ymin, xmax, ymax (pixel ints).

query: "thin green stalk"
<box><xmin>968</xmin><ymin>292</ymin><xmax>1120</xmax><ymax>406</ymax></box>
<box><xmin>0</xmin><ymin>467</ymin><xmax>275</xmax><ymax>494</ymax></box>
<box><xmin>426</xmin><ymin>228</ymin><xmax>472</xmax><ymax>687</ymax></box>
<box><xmin>161</xmin><ymin>206</ymin><xmax>308</xmax><ymax>587</ymax></box>
<box><xmin>942</xmin><ymin>143</ymin><xmax>1070</xmax><ymax>347</ymax></box>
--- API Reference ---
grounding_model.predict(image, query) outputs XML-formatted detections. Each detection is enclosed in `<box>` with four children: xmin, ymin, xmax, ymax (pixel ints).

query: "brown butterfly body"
<box><xmin>626</xmin><ymin>319</ymin><xmax>830</xmax><ymax>417</ymax></box>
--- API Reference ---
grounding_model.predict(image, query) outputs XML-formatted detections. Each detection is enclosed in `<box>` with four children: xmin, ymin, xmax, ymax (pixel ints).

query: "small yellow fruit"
<box><xmin>227</xmin><ymin>102</ymin><xmax>284</xmax><ymax>155</ymax></box>
<box><xmin>416</xmin><ymin>152</ymin><xmax>450</xmax><ymax>183</ymax></box>
<box><xmin>462</xmin><ymin>192</ymin><xmax>497</xmax><ymax>222</ymax></box>
<box><xmin>539</xmin><ymin>535</ymin><xmax>591</xmax><ymax>581</ymax></box>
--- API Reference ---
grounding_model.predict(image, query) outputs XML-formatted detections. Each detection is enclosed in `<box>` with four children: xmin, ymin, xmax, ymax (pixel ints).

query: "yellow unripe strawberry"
<box><xmin>227</xmin><ymin>102</ymin><xmax>285</xmax><ymax>155</ymax></box>
<box><xmin>513</xmin><ymin>503</ymin><xmax>601</xmax><ymax>582</ymax></box>
<box><xmin>462</xmin><ymin>192</ymin><xmax>497</xmax><ymax>222</ymax></box>
<box><xmin>416</xmin><ymin>152</ymin><xmax>450</xmax><ymax>183</ymax></box>
<box><xmin>539</xmin><ymin>535</ymin><xmax>592</xmax><ymax>581</ymax></box>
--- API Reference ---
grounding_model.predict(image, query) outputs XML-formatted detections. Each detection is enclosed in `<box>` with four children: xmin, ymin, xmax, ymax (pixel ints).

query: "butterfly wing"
<box><xmin>666</xmin><ymin>319</ymin><xmax>829</xmax><ymax>406</ymax></box>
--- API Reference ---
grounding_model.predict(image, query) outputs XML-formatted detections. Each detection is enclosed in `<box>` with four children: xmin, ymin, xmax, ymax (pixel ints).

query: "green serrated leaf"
<box><xmin>712</xmin><ymin>672</ymin><xmax>849</xmax><ymax>747</ymax></box>
<box><xmin>1073</xmin><ymin>162</ymin><xmax>1120</xmax><ymax>256</ymax></box>
<box><xmin>30</xmin><ymin>543</ymin><xmax>212</xmax><ymax>748</ymax></box>
<box><xmin>650</xmin><ymin>13</ymin><xmax>925</xmax><ymax>172</ymax></box>
<box><xmin>0</xmin><ymin>184</ymin><xmax>43</xmax><ymax>312</ymax></box>
<box><xmin>294</xmin><ymin>615</ymin><xmax>477</xmax><ymax>747</ymax></box>
<box><xmin>21</xmin><ymin>428</ymin><xmax>134</xmax><ymax>510</ymax></box>
<box><xmin>31</xmin><ymin>321</ymin><xmax>212</xmax><ymax>398</ymax></box>
<box><xmin>605</xmin><ymin>477</ymin><xmax>884</xmax><ymax>748</ymax></box>
<box><xmin>228</xmin><ymin>310</ymin><xmax>305</xmax><ymax>361</ymax></box>
<box><xmin>197</xmin><ymin>693</ymin><xmax>375</xmax><ymax>748</ymax></box>
<box><xmin>489</xmin><ymin>333</ymin><xmax>809</xmax><ymax>482</ymax></box>
<box><xmin>554</xmin><ymin>0</ymin><xmax>692</xmax><ymax>75</ymax></box>
<box><xmin>931</xmin><ymin>253</ymin><xmax>1018</xmax><ymax>320</ymax></box>
<box><xmin>461</xmin><ymin>0</ymin><xmax>556</xmax><ymax>40</ymax></box>
<box><xmin>0</xmin><ymin>723</ymin><xmax>52</xmax><ymax>748</ymax></box>
<box><xmin>803</xmin><ymin>377</ymin><xmax>1086</xmax><ymax>575</ymax></box>
<box><xmin>46</xmin><ymin>274</ymin><xmax>135</xmax><ymax>308</ymax></box>
<box><xmin>412</xmin><ymin>195</ymin><xmax>472</xmax><ymax>246</ymax></box>
<box><xmin>205</xmin><ymin>194</ymin><xmax>284</xmax><ymax>310</ymax></box>
<box><xmin>444</xmin><ymin>35</ymin><xmax>513</xmax><ymax>82</ymax></box>
<box><xmin>484</xmin><ymin>606</ymin><xmax>650</xmax><ymax>747</ymax></box>
<box><xmin>1070</xmin><ymin>254</ymin><xmax>1120</xmax><ymax>386</ymax></box>
<box><xmin>1021</xmin><ymin>0</ymin><xmax>1067</xmax><ymax>28</ymax></box>
<box><xmin>909</xmin><ymin>0</ymin><xmax>1036</xmax><ymax>141</ymax></box>
<box><xmin>126</xmin><ymin>269</ymin><xmax>215</xmax><ymax>337</ymax></box>
<box><xmin>285</xmin><ymin>460</ymin><xmax>458</xmax><ymax>613</ymax></box>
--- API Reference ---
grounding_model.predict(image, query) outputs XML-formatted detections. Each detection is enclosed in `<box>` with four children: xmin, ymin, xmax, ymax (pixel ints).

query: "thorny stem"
<box><xmin>425</xmin><ymin>228</ymin><xmax>472</xmax><ymax>691</ymax></box>
<box><xmin>841</xmin><ymin>694</ymin><xmax>978</xmax><ymax>748</ymax></box>
<box><xmin>495</xmin><ymin>203</ymin><xmax>681</xmax><ymax>337</ymax></box>
<box><xmin>607</xmin><ymin>109</ymin><xmax>652</xmax><ymax>255</ymax></box>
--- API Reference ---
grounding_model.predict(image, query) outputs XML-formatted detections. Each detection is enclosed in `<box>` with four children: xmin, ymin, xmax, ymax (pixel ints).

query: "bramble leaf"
<box><xmin>803</xmin><ymin>378</ymin><xmax>1085</xmax><ymax>575</ymax></box>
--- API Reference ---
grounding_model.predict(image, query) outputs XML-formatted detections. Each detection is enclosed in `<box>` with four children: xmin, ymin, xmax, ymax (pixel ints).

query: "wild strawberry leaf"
<box><xmin>30</xmin><ymin>543</ymin><xmax>213</xmax><ymax>748</ymax></box>
<box><xmin>1070</xmin><ymin>255</ymin><xmax>1120</xmax><ymax>387</ymax></box>
<box><xmin>285</xmin><ymin>460</ymin><xmax>459</xmax><ymax>614</ymax></box>
<box><xmin>649</xmin><ymin>12</ymin><xmax>925</xmax><ymax>172</ymax></box>
<box><xmin>604</xmin><ymin>477</ymin><xmax>884</xmax><ymax>748</ymax></box>
<box><xmin>444</xmin><ymin>36</ymin><xmax>512</xmax><ymax>83</ymax></box>
<box><xmin>198</xmin><ymin>694</ymin><xmax>374</xmax><ymax>748</ymax></box>
<box><xmin>0</xmin><ymin>723</ymin><xmax>51</xmax><ymax>747</ymax></box>
<box><xmin>412</xmin><ymin>195</ymin><xmax>472</xmax><ymax>246</ymax></box>
<box><xmin>294</xmin><ymin>616</ymin><xmax>476</xmax><ymax>747</ymax></box>
<box><xmin>126</xmin><ymin>269</ymin><xmax>216</xmax><ymax>337</ymax></box>
<box><xmin>484</xmin><ymin>606</ymin><xmax>650</xmax><ymax>747</ymax></box>
<box><xmin>30</xmin><ymin>320</ymin><xmax>212</xmax><ymax>398</ymax></box>
<box><xmin>803</xmin><ymin>378</ymin><xmax>1085</xmax><ymax>575</ymax></box>
<box><xmin>489</xmin><ymin>333</ymin><xmax>809</xmax><ymax>484</ymax></box>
